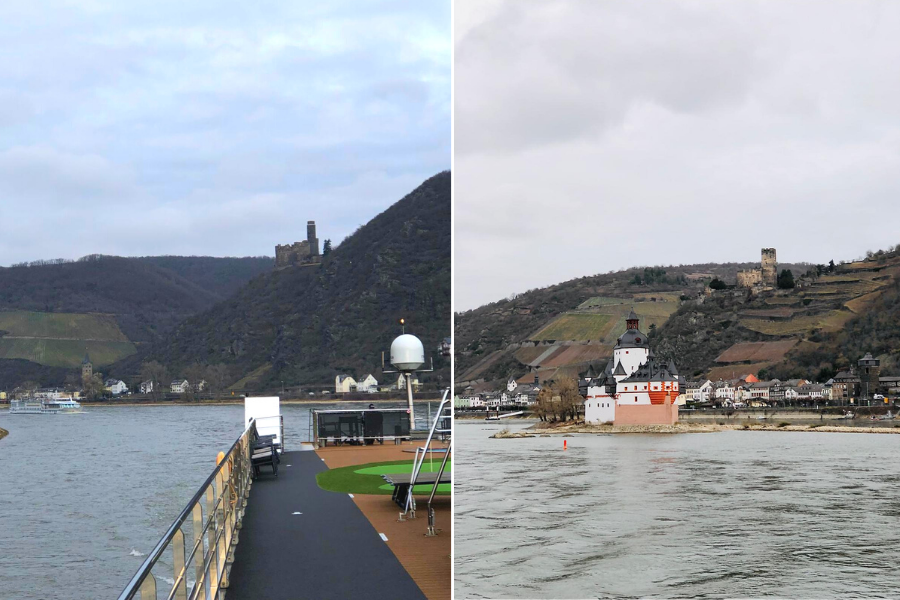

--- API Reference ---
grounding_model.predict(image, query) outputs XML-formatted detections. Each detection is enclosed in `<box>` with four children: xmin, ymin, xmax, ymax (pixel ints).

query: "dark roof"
<box><xmin>613</xmin><ymin>361</ymin><xmax>626</xmax><ymax>376</ymax></box>
<box><xmin>667</xmin><ymin>359</ymin><xmax>678</xmax><ymax>376</ymax></box>
<box><xmin>581</xmin><ymin>364</ymin><xmax>600</xmax><ymax>380</ymax></box>
<box><xmin>82</xmin><ymin>352</ymin><xmax>91</xmax><ymax>365</ymax></box>
<box><xmin>833</xmin><ymin>371</ymin><xmax>859</xmax><ymax>381</ymax></box>
<box><xmin>615</xmin><ymin>327</ymin><xmax>648</xmax><ymax>349</ymax></box>
<box><xmin>621</xmin><ymin>356</ymin><xmax>680</xmax><ymax>383</ymax></box>
<box><xmin>626</xmin><ymin>309</ymin><xmax>639</xmax><ymax>322</ymax></box>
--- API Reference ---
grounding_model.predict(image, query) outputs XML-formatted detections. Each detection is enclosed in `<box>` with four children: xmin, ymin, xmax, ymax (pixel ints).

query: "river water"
<box><xmin>455</xmin><ymin>420</ymin><xmax>900</xmax><ymax>599</ymax></box>
<box><xmin>0</xmin><ymin>402</ymin><xmax>435</xmax><ymax>600</ymax></box>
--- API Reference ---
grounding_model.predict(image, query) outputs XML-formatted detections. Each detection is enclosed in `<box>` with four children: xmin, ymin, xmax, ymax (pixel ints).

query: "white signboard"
<box><xmin>244</xmin><ymin>396</ymin><xmax>282</xmax><ymax>450</ymax></box>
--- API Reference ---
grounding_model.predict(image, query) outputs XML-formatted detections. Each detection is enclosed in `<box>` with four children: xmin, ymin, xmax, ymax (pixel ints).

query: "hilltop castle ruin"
<box><xmin>275</xmin><ymin>221</ymin><xmax>321</xmax><ymax>269</ymax></box>
<box><xmin>737</xmin><ymin>248</ymin><xmax>777</xmax><ymax>288</ymax></box>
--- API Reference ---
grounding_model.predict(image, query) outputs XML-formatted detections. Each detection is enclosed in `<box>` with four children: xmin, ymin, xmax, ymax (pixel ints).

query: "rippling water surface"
<box><xmin>0</xmin><ymin>402</ymin><xmax>434</xmax><ymax>600</ymax></box>
<box><xmin>455</xmin><ymin>421</ymin><xmax>900</xmax><ymax>599</ymax></box>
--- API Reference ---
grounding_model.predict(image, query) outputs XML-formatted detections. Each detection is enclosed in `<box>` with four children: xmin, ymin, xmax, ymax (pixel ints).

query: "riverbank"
<box><xmin>0</xmin><ymin>427</ymin><xmax>7</xmax><ymax>441</ymax></box>
<box><xmin>75</xmin><ymin>397</ymin><xmax>441</xmax><ymax>408</ymax></box>
<box><xmin>486</xmin><ymin>420</ymin><xmax>900</xmax><ymax>436</ymax></box>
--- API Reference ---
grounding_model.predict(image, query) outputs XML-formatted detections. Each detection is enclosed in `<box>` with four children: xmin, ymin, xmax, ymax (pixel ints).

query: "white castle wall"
<box><xmin>584</xmin><ymin>384</ymin><xmax>616</xmax><ymax>423</ymax></box>
<box><xmin>614</xmin><ymin>347</ymin><xmax>649</xmax><ymax>378</ymax></box>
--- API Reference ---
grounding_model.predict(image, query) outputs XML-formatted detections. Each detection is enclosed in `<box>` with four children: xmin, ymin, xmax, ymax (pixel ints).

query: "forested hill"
<box><xmin>0</xmin><ymin>256</ymin><xmax>272</xmax><ymax>342</ymax></box>
<box><xmin>139</xmin><ymin>171</ymin><xmax>451</xmax><ymax>391</ymax></box>
<box><xmin>134</xmin><ymin>256</ymin><xmax>273</xmax><ymax>299</ymax></box>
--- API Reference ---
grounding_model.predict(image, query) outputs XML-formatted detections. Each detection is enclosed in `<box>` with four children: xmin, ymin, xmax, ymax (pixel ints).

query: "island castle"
<box><xmin>275</xmin><ymin>221</ymin><xmax>321</xmax><ymax>269</ymax></box>
<box><xmin>737</xmin><ymin>248</ymin><xmax>777</xmax><ymax>288</ymax></box>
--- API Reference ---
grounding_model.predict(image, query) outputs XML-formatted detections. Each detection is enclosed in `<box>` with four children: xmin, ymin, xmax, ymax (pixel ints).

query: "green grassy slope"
<box><xmin>0</xmin><ymin>256</ymin><xmax>272</xmax><ymax>387</ymax></box>
<box><xmin>0</xmin><ymin>311</ymin><xmax>128</xmax><ymax>341</ymax></box>
<box><xmin>0</xmin><ymin>338</ymin><xmax>136</xmax><ymax>368</ymax></box>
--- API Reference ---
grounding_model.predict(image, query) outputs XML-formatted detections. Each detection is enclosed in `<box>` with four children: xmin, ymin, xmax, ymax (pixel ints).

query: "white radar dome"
<box><xmin>391</xmin><ymin>334</ymin><xmax>425</xmax><ymax>371</ymax></box>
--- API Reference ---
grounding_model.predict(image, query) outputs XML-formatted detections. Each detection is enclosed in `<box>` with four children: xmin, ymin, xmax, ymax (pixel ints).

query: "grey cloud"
<box><xmin>456</xmin><ymin>1</ymin><xmax>775</xmax><ymax>156</ymax></box>
<box><xmin>455</xmin><ymin>0</ymin><xmax>900</xmax><ymax>310</ymax></box>
<box><xmin>0</xmin><ymin>0</ymin><xmax>448</xmax><ymax>264</ymax></box>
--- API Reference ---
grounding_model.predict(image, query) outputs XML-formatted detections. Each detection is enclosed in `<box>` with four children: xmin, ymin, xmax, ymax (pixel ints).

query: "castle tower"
<box><xmin>858</xmin><ymin>352</ymin><xmax>881</xmax><ymax>400</ymax></box>
<box><xmin>761</xmin><ymin>248</ymin><xmax>777</xmax><ymax>286</ymax></box>
<box><xmin>307</xmin><ymin>221</ymin><xmax>319</xmax><ymax>257</ymax></box>
<box><xmin>626</xmin><ymin>310</ymin><xmax>639</xmax><ymax>331</ymax></box>
<box><xmin>81</xmin><ymin>351</ymin><xmax>92</xmax><ymax>382</ymax></box>
<box><xmin>613</xmin><ymin>310</ymin><xmax>650</xmax><ymax>378</ymax></box>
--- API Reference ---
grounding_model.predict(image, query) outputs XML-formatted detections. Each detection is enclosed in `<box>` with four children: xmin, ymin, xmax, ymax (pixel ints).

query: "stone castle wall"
<box><xmin>737</xmin><ymin>248</ymin><xmax>778</xmax><ymax>288</ymax></box>
<box><xmin>737</xmin><ymin>269</ymin><xmax>763</xmax><ymax>287</ymax></box>
<box><xmin>275</xmin><ymin>220</ymin><xmax>321</xmax><ymax>269</ymax></box>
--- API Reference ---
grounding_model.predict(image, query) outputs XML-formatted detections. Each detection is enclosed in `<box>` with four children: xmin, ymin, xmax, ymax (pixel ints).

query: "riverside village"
<box><xmin>455</xmin><ymin>247</ymin><xmax>900</xmax><ymax>432</ymax></box>
<box><xmin>0</xmin><ymin>220</ymin><xmax>452</xmax><ymax>408</ymax></box>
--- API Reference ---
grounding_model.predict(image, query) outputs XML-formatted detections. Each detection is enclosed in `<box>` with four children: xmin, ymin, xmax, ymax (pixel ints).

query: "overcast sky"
<box><xmin>455</xmin><ymin>0</ymin><xmax>900</xmax><ymax>310</ymax></box>
<box><xmin>0</xmin><ymin>1</ymin><xmax>449</xmax><ymax>264</ymax></box>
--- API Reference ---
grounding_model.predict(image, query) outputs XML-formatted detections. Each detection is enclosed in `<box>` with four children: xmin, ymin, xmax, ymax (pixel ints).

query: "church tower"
<box><xmin>81</xmin><ymin>351</ymin><xmax>93</xmax><ymax>383</ymax></box>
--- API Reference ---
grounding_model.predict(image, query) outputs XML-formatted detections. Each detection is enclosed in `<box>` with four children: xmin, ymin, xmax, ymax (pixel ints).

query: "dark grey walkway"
<box><xmin>225</xmin><ymin>451</ymin><xmax>427</xmax><ymax>600</ymax></box>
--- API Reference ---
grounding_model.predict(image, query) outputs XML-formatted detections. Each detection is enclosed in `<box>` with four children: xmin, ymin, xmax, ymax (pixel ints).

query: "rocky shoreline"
<box><xmin>488</xmin><ymin>421</ymin><xmax>900</xmax><ymax>437</ymax></box>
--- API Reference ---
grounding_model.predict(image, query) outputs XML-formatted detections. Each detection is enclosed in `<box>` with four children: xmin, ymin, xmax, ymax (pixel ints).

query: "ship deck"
<box><xmin>225</xmin><ymin>440</ymin><xmax>450</xmax><ymax>600</ymax></box>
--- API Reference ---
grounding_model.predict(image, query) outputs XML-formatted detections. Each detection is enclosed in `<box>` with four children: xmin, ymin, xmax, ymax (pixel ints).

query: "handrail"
<box><xmin>403</xmin><ymin>389</ymin><xmax>450</xmax><ymax>517</ymax></box>
<box><xmin>117</xmin><ymin>420</ymin><xmax>257</xmax><ymax>600</ymax></box>
<box><xmin>426</xmin><ymin>438</ymin><xmax>452</xmax><ymax>536</ymax></box>
<box><xmin>252</xmin><ymin>414</ymin><xmax>284</xmax><ymax>452</ymax></box>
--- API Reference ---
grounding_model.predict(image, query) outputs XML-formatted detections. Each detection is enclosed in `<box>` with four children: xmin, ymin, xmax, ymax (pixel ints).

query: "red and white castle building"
<box><xmin>583</xmin><ymin>311</ymin><xmax>681</xmax><ymax>425</ymax></box>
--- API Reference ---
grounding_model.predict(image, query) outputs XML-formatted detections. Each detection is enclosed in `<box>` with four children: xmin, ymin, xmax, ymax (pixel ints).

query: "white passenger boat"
<box><xmin>8</xmin><ymin>398</ymin><xmax>83</xmax><ymax>414</ymax></box>
<box><xmin>46</xmin><ymin>399</ymin><xmax>83</xmax><ymax>413</ymax></box>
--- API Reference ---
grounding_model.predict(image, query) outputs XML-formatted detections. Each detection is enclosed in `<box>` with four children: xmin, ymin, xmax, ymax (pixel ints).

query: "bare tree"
<box><xmin>533</xmin><ymin>386</ymin><xmax>553</xmax><ymax>422</ymax></box>
<box><xmin>20</xmin><ymin>381</ymin><xmax>40</xmax><ymax>395</ymax></box>
<box><xmin>555</xmin><ymin>378</ymin><xmax>583</xmax><ymax>422</ymax></box>
<box><xmin>184</xmin><ymin>363</ymin><xmax>207</xmax><ymax>401</ymax></box>
<box><xmin>141</xmin><ymin>361</ymin><xmax>168</xmax><ymax>401</ymax></box>
<box><xmin>205</xmin><ymin>364</ymin><xmax>230</xmax><ymax>398</ymax></box>
<box><xmin>83</xmin><ymin>374</ymin><xmax>106</xmax><ymax>400</ymax></box>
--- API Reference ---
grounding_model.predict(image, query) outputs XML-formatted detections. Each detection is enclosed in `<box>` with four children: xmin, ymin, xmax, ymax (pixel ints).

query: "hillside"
<box><xmin>0</xmin><ymin>256</ymin><xmax>272</xmax><ymax>387</ymax></box>
<box><xmin>454</xmin><ymin>260</ymin><xmax>808</xmax><ymax>387</ymax></box>
<box><xmin>457</xmin><ymin>247</ymin><xmax>900</xmax><ymax>390</ymax></box>
<box><xmin>137</xmin><ymin>171</ymin><xmax>451</xmax><ymax>391</ymax></box>
<box><xmin>661</xmin><ymin>251</ymin><xmax>900</xmax><ymax>382</ymax></box>
<box><xmin>134</xmin><ymin>256</ymin><xmax>273</xmax><ymax>298</ymax></box>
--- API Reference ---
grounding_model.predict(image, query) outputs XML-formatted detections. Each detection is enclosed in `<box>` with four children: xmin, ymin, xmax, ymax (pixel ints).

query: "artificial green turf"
<box><xmin>316</xmin><ymin>459</ymin><xmax>452</xmax><ymax>496</ymax></box>
<box><xmin>355</xmin><ymin>458</ymin><xmax>451</xmax><ymax>476</ymax></box>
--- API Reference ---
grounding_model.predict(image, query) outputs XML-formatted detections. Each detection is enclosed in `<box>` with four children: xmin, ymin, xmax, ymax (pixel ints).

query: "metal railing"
<box><xmin>117</xmin><ymin>420</ymin><xmax>257</xmax><ymax>600</ymax></box>
<box><xmin>252</xmin><ymin>414</ymin><xmax>284</xmax><ymax>452</ymax></box>
<box><xmin>402</xmin><ymin>389</ymin><xmax>451</xmax><ymax>519</ymax></box>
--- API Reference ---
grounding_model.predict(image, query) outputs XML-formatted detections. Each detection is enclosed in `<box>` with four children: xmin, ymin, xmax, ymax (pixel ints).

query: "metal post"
<box><xmin>407</xmin><ymin>376</ymin><xmax>415</xmax><ymax>432</ymax></box>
